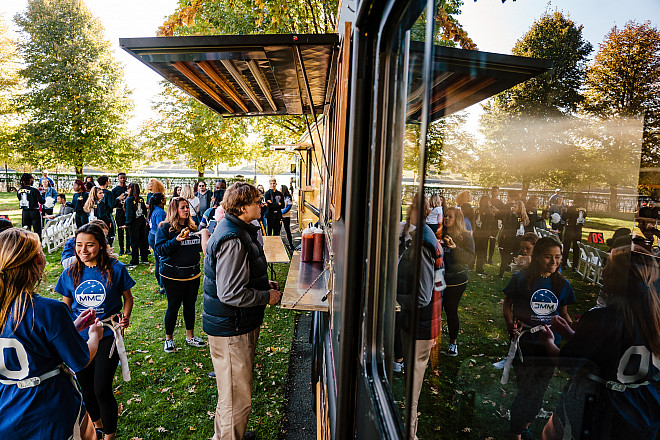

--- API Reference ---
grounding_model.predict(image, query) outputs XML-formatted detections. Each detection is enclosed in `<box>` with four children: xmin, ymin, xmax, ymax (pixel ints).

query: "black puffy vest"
<box><xmin>202</xmin><ymin>214</ymin><xmax>270</xmax><ymax>336</ymax></box>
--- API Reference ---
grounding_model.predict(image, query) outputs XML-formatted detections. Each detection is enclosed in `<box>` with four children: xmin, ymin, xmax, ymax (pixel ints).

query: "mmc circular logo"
<box><xmin>74</xmin><ymin>280</ymin><xmax>107</xmax><ymax>308</ymax></box>
<box><xmin>530</xmin><ymin>288</ymin><xmax>558</xmax><ymax>316</ymax></box>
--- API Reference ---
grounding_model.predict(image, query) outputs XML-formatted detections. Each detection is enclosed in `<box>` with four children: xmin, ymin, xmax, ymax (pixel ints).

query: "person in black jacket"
<box><xmin>264</xmin><ymin>178</ymin><xmax>285</xmax><ymax>236</ymax></box>
<box><xmin>125</xmin><ymin>183</ymin><xmax>149</xmax><ymax>266</ymax></box>
<box><xmin>561</xmin><ymin>200</ymin><xmax>587</xmax><ymax>270</ymax></box>
<box><xmin>202</xmin><ymin>182</ymin><xmax>282</xmax><ymax>440</ymax></box>
<box><xmin>155</xmin><ymin>197</ymin><xmax>210</xmax><ymax>352</ymax></box>
<box><xmin>441</xmin><ymin>207</ymin><xmax>475</xmax><ymax>357</ymax></box>
<box><xmin>70</xmin><ymin>179</ymin><xmax>89</xmax><ymax>228</ymax></box>
<box><xmin>195</xmin><ymin>181</ymin><xmax>212</xmax><ymax>224</ymax></box>
<box><xmin>474</xmin><ymin>195</ymin><xmax>497</xmax><ymax>274</ymax></box>
<box><xmin>498</xmin><ymin>200</ymin><xmax>529</xmax><ymax>278</ymax></box>
<box><xmin>17</xmin><ymin>173</ymin><xmax>45</xmax><ymax>237</ymax></box>
<box><xmin>111</xmin><ymin>173</ymin><xmax>129</xmax><ymax>255</ymax></box>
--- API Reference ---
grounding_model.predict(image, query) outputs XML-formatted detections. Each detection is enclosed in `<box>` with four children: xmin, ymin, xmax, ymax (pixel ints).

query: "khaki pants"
<box><xmin>209</xmin><ymin>327</ymin><xmax>260</xmax><ymax>440</ymax></box>
<box><xmin>402</xmin><ymin>332</ymin><xmax>434</xmax><ymax>440</ymax></box>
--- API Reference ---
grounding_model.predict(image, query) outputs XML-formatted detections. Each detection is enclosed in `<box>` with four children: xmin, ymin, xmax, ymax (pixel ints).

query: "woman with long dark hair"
<box><xmin>155</xmin><ymin>197</ymin><xmax>210</xmax><ymax>352</ymax></box>
<box><xmin>281</xmin><ymin>185</ymin><xmax>294</xmax><ymax>250</ymax></box>
<box><xmin>502</xmin><ymin>236</ymin><xmax>575</xmax><ymax>440</ymax></box>
<box><xmin>0</xmin><ymin>228</ymin><xmax>104</xmax><ymax>440</ymax></box>
<box><xmin>148</xmin><ymin>193</ymin><xmax>167</xmax><ymax>294</ymax></box>
<box><xmin>540</xmin><ymin>246</ymin><xmax>660</xmax><ymax>439</ymax></box>
<box><xmin>125</xmin><ymin>183</ymin><xmax>149</xmax><ymax>267</ymax></box>
<box><xmin>441</xmin><ymin>207</ymin><xmax>475</xmax><ymax>357</ymax></box>
<box><xmin>55</xmin><ymin>223</ymin><xmax>135</xmax><ymax>440</ymax></box>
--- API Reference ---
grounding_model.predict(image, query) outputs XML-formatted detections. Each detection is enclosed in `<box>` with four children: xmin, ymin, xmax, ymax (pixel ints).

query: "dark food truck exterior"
<box><xmin>122</xmin><ymin>0</ymin><xmax>656</xmax><ymax>438</ymax></box>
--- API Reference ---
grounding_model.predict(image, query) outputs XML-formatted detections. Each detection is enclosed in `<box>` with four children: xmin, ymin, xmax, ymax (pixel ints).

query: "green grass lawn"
<box><xmin>34</xmin><ymin>237</ymin><xmax>298</xmax><ymax>440</ymax></box>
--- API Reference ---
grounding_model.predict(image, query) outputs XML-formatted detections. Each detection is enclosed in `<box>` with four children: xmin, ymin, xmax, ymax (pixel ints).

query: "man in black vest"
<box><xmin>202</xmin><ymin>182</ymin><xmax>282</xmax><ymax>440</ymax></box>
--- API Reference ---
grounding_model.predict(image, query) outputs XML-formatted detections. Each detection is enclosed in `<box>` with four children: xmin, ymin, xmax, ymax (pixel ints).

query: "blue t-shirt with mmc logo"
<box><xmin>56</xmin><ymin>259</ymin><xmax>136</xmax><ymax>340</ymax></box>
<box><xmin>503</xmin><ymin>269</ymin><xmax>575</xmax><ymax>349</ymax></box>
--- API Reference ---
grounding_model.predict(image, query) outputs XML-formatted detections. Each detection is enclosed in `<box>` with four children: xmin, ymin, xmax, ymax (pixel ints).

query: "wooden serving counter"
<box><xmin>281</xmin><ymin>251</ymin><xmax>330</xmax><ymax>312</ymax></box>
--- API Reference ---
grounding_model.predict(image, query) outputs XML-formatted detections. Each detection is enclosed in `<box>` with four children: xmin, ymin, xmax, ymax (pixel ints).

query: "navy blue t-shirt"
<box><xmin>558</xmin><ymin>306</ymin><xmax>660</xmax><ymax>438</ymax></box>
<box><xmin>0</xmin><ymin>295</ymin><xmax>89</xmax><ymax>439</ymax></box>
<box><xmin>56</xmin><ymin>259</ymin><xmax>135</xmax><ymax>340</ymax></box>
<box><xmin>503</xmin><ymin>269</ymin><xmax>575</xmax><ymax>348</ymax></box>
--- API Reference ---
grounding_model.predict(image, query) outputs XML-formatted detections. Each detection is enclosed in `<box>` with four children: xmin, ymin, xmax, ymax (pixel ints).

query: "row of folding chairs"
<box><xmin>572</xmin><ymin>242</ymin><xmax>608</xmax><ymax>286</ymax></box>
<box><xmin>42</xmin><ymin>213</ymin><xmax>76</xmax><ymax>253</ymax></box>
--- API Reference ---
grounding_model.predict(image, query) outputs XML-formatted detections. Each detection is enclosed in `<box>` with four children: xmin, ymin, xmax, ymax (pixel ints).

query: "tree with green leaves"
<box><xmin>584</xmin><ymin>21</ymin><xmax>660</xmax><ymax>167</ymax></box>
<box><xmin>477</xmin><ymin>11</ymin><xmax>593</xmax><ymax>197</ymax></box>
<box><xmin>0</xmin><ymin>15</ymin><xmax>23</xmax><ymax>172</ymax></box>
<box><xmin>15</xmin><ymin>0</ymin><xmax>134</xmax><ymax>177</ymax></box>
<box><xmin>142</xmin><ymin>85</ymin><xmax>251</xmax><ymax>178</ymax></box>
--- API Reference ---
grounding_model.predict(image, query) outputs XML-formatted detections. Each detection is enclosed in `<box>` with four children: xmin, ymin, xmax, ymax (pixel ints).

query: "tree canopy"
<box><xmin>475</xmin><ymin>11</ymin><xmax>593</xmax><ymax>197</ymax></box>
<box><xmin>15</xmin><ymin>0</ymin><xmax>134</xmax><ymax>177</ymax></box>
<box><xmin>0</xmin><ymin>15</ymin><xmax>23</xmax><ymax>170</ymax></box>
<box><xmin>142</xmin><ymin>84</ymin><xmax>250</xmax><ymax>178</ymax></box>
<box><xmin>493</xmin><ymin>11</ymin><xmax>593</xmax><ymax>117</ymax></box>
<box><xmin>584</xmin><ymin>21</ymin><xmax>660</xmax><ymax>168</ymax></box>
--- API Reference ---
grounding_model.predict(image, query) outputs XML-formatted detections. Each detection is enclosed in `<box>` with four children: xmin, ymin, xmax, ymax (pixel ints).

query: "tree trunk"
<box><xmin>75</xmin><ymin>164</ymin><xmax>83</xmax><ymax>180</ymax></box>
<box><xmin>521</xmin><ymin>179</ymin><xmax>530</xmax><ymax>201</ymax></box>
<box><xmin>609</xmin><ymin>184</ymin><xmax>619</xmax><ymax>213</ymax></box>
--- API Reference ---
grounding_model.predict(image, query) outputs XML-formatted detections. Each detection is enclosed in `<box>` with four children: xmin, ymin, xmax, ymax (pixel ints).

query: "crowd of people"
<box><xmin>5</xmin><ymin>174</ymin><xmax>659</xmax><ymax>439</ymax></box>
<box><xmin>396</xmin><ymin>187</ymin><xmax>659</xmax><ymax>440</ymax></box>
<box><xmin>5</xmin><ymin>174</ymin><xmax>289</xmax><ymax>439</ymax></box>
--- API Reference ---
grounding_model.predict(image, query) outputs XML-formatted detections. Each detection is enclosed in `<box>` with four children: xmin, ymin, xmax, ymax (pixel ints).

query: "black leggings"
<box><xmin>442</xmin><ymin>282</ymin><xmax>467</xmax><ymax>340</ymax></box>
<box><xmin>162</xmin><ymin>277</ymin><xmax>200</xmax><ymax>335</ymax></box>
<box><xmin>282</xmin><ymin>217</ymin><xmax>293</xmax><ymax>247</ymax></box>
<box><xmin>77</xmin><ymin>335</ymin><xmax>120</xmax><ymax>434</ymax></box>
<box><xmin>129</xmin><ymin>218</ymin><xmax>148</xmax><ymax>264</ymax></box>
<box><xmin>115</xmin><ymin>212</ymin><xmax>126</xmax><ymax>252</ymax></box>
<box><xmin>510</xmin><ymin>357</ymin><xmax>555</xmax><ymax>434</ymax></box>
<box><xmin>22</xmin><ymin>210</ymin><xmax>42</xmax><ymax>237</ymax></box>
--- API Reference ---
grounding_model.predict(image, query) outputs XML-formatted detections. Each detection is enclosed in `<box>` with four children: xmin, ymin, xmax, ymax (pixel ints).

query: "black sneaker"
<box><xmin>243</xmin><ymin>431</ymin><xmax>256</xmax><ymax>440</ymax></box>
<box><xmin>521</xmin><ymin>428</ymin><xmax>533</xmax><ymax>440</ymax></box>
<box><xmin>95</xmin><ymin>428</ymin><xmax>104</xmax><ymax>439</ymax></box>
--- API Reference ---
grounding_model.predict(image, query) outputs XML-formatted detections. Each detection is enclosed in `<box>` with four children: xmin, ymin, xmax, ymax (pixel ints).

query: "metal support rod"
<box><xmin>294</xmin><ymin>45</ymin><xmax>331</xmax><ymax>177</ymax></box>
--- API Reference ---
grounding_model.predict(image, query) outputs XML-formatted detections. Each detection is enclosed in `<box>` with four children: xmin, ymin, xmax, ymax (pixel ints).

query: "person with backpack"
<box><xmin>125</xmin><ymin>183</ymin><xmax>149</xmax><ymax>267</ymax></box>
<box><xmin>17</xmin><ymin>173</ymin><xmax>45</xmax><ymax>238</ymax></box>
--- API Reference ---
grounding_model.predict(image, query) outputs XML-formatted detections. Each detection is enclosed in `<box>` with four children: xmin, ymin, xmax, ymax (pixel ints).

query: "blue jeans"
<box><xmin>148</xmin><ymin>233</ymin><xmax>161</xmax><ymax>287</ymax></box>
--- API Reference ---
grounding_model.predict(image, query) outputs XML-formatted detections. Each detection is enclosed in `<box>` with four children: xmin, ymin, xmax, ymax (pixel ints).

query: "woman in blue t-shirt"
<box><xmin>155</xmin><ymin>197</ymin><xmax>210</xmax><ymax>353</ymax></box>
<box><xmin>540</xmin><ymin>246</ymin><xmax>660</xmax><ymax>440</ymax></box>
<box><xmin>0</xmin><ymin>228</ymin><xmax>104</xmax><ymax>440</ymax></box>
<box><xmin>502</xmin><ymin>236</ymin><xmax>575</xmax><ymax>440</ymax></box>
<box><xmin>148</xmin><ymin>192</ymin><xmax>167</xmax><ymax>294</ymax></box>
<box><xmin>55</xmin><ymin>223</ymin><xmax>135</xmax><ymax>440</ymax></box>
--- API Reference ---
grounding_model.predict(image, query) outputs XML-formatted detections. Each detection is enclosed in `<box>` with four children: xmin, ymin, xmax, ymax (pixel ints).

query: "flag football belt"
<box><xmin>500</xmin><ymin>324</ymin><xmax>545</xmax><ymax>385</ymax></box>
<box><xmin>0</xmin><ymin>367</ymin><xmax>62</xmax><ymax>388</ymax></box>
<box><xmin>100</xmin><ymin>314</ymin><xmax>131</xmax><ymax>382</ymax></box>
<box><xmin>584</xmin><ymin>373</ymin><xmax>650</xmax><ymax>392</ymax></box>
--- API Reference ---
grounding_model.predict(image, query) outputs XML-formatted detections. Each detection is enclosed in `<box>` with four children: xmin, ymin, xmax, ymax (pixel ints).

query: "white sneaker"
<box><xmin>447</xmin><ymin>343</ymin><xmax>458</xmax><ymax>357</ymax></box>
<box><xmin>164</xmin><ymin>339</ymin><xmax>175</xmax><ymax>353</ymax></box>
<box><xmin>186</xmin><ymin>336</ymin><xmax>208</xmax><ymax>347</ymax></box>
<box><xmin>393</xmin><ymin>361</ymin><xmax>404</xmax><ymax>373</ymax></box>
